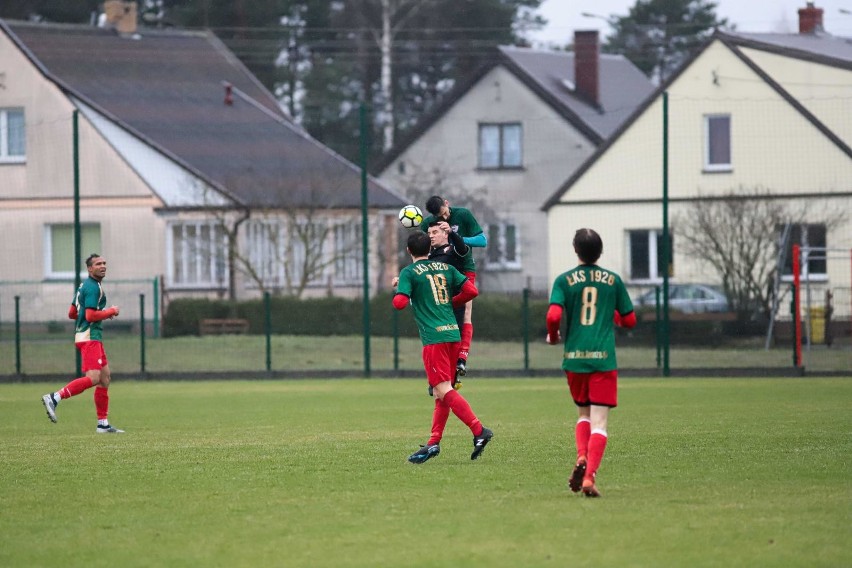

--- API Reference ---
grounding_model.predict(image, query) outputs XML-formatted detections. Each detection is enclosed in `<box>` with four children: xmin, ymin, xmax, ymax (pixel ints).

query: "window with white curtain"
<box><xmin>168</xmin><ymin>221</ymin><xmax>227</xmax><ymax>287</ymax></box>
<box><xmin>485</xmin><ymin>222</ymin><xmax>520</xmax><ymax>269</ymax></box>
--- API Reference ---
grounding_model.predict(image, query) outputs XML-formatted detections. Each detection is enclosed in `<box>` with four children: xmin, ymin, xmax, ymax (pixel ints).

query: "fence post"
<box><xmin>359</xmin><ymin>103</ymin><xmax>371</xmax><ymax>378</ymax></box>
<box><xmin>392</xmin><ymin>306</ymin><xmax>399</xmax><ymax>371</ymax></box>
<box><xmin>14</xmin><ymin>295</ymin><xmax>21</xmax><ymax>375</ymax></box>
<box><xmin>264</xmin><ymin>291</ymin><xmax>272</xmax><ymax>372</ymax></box>
<box><xmin>522</xmin><ymin>288</ymin><xmax>530</xmax><ymax>372</ymax></box>
<box><xmin>152</xmin><ymin>276</ymin><xmax>160</xmax><ymax>339</ymax></box>
<box><xmin>655</xmin><ymin>286</ymin><xmax>661</xmax><ymax>368</ymax></box>
<box><xmin>792</xmin><ymin>244</ymin><xmax>802</xmax><ymax>368</ymax></box>
<box><xmin>139</xmin><ymin>294</ymin><xmax>146</xmax><ymax>374</ymax></box>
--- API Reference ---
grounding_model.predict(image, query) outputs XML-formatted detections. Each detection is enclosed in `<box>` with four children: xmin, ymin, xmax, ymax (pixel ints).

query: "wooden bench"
<box><xmin>199</xmin><ymin>318</ymin><xmax>250</xmax><ymax>336</ymax></box>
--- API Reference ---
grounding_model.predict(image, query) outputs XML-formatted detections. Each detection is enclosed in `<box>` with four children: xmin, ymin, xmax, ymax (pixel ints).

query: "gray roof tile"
<box><xmin>498</xmin><ymin>46</ymin><xmax>655</xmax><ymax>139</ymax></box>
<box><xmin>3</xmin><ymin>20</ymin><xmax>404</xmax><ymax>209</ymax></box>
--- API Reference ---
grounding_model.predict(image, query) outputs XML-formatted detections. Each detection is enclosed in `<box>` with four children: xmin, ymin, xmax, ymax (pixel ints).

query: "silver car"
<box><xmin>634</xmin><ymin>284</ymin><xmax>730</xmax><ymax>314</ymax></box>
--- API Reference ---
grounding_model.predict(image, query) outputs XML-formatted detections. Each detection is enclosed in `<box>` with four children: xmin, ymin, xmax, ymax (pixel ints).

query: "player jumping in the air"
<box><xmin>426</xmin><ymin>219</ymin><xmax>473</xmax><ymax>392</ymax></box>
<box><xmin>422</xmin><ymin>196</ymin><xmax>486</xmax><ymax>377</ymax></box>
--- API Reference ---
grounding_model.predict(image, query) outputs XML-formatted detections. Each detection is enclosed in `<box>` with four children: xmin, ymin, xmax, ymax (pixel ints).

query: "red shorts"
<box><xmin>566</xmin><ymin>370</ymin><xmax>618</xmax><ymax>408</ymax></box>
<box><xmin>422</xmin><ymin>342</ymin><xmax>460</xmax><ymax>387</ymax></box>
<box><xmin>76</xmin><ymin>340</ymin><xmax>108</xmax><ymax>372</ymax></box>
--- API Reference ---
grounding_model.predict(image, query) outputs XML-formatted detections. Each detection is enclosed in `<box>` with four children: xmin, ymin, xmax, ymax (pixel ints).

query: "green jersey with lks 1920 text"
<box><xmin>73</xmin><ymin>277</ymin><xmax>107</xmax><ymax>343</ymax></box>
<box><xmin>396</xmin><ymin>259</ymin><xmax>468</xmax><ymax>346</ymax></box>
<box><xmin>549</xmin><ymin>264</ymin><xmax>634</xmax><ymax>373</ymax></box>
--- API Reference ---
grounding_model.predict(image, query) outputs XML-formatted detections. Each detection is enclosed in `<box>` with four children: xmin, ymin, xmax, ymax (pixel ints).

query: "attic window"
<box><xmin>0</xmin><ymin>108</ymin><xmax>25</xmax><ymax>163</ymax></box>
<box><xmin>478</xmin><ymin>123</ymin><xmax>523</xmax><ymax>170</ymax></box>
<box><xmin>704</xmin><ymin>114</ymin><xmax>732</xmax><ymax>172</ymax></box>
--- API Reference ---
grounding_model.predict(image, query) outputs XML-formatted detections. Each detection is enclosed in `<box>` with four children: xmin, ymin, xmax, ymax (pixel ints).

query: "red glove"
<box><xmin>68</xmin><ymin>304</ymin><xmax>78</xmax><ymax>320</ymax></box>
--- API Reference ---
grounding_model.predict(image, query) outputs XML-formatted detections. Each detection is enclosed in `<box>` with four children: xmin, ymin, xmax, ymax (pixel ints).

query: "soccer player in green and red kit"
<box><xmin>393</xmin><ymin>231</ymin><xmax>493</xmax><ymax>464</ymax></box>
<box><xmin>422</xmin><ymin>195</ymin><xmax>486</xmax><ymax>377</ymax></box>
<box><xmin>42</xmin><ymin>254</ymin><xmax>124</xmax><ymax>433</ymax></box>
<box><xmin>546</xmin><ymin>229</ymin><xmax>636</xmax><ymax>497</ymax></box>
<box><xmin>427</xmin><ymin>219</ymin><xmax>474</xmax><ymax>391</ymax></box>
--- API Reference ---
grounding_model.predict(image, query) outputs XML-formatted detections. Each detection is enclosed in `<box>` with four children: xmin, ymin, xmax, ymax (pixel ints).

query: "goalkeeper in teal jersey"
<box><xmin>421</xmin><ymin>195</ymin><xmax>486</xmax><ymax>376</ymax></box>
<box><xmin>546</xmin><ymin>229</ymin><xmax>636</xmax><ymax>497</ymax></box>
<box><xmin>392</xmin><ymin>231</ymin><xmax>493</xmax><ymax>464</ymax></box>
<box><xmin>41</xmin><ymin>254</ymin><xmax>124</xmax><ymax>433</ymax></box>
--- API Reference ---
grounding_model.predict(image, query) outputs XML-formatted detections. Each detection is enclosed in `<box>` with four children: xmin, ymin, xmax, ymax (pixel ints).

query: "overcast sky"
<box><xmin>528</xmin><ymin>0</ymin><xmax>852</xmax><ymax>46</ymax></box>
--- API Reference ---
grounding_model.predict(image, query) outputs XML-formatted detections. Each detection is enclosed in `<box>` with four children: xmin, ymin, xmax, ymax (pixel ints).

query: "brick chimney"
<box><xmin>574</xmin><ymin>30</ymin><xmax>600</xmax><ymax>107</ymax></box>
<box><xmin>102</xmin><ymin>0</ymin><xmax>138</xmax><ymax>35</ymax></box>
<box><xmin>798</xmin><ymin>2</ymin><xmax>823</xmax><ymax>34</ymax></box>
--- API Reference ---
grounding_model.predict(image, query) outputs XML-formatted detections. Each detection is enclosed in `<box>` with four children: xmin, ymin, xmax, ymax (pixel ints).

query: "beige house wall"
<box><xmin>382</xmin><ymin>65</ymin><xmax>597</xmax><ymax>292</ymax></box>
<box><xmin>1</xmin><ymin>31</ymin><xmax>394</xmax><ymax>322</ymax></box>
<box><xmin>741</xmin><ymin>47</ymin><xmax>852</xmax><ymax>147</ymax></box>
<box><xmin>548</xmin><ymin>40</ymin><xmax>852</xmax><ymax>315</ymax></box>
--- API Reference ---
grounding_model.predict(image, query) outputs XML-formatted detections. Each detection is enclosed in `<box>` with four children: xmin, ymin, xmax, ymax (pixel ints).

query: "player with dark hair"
<box><xmin>42</xmin><ymin>254</ymin><xmax>124</xmax><ymax>433</ymax></box>
<box><xmin>546</xmin><ymin>229</ymin><xmax>636</xmax><ymax>496</ymax></box>
<box><xmin>426</xmin><ymin>219</ymin><xmax>473</xmax><ymax>391</ymax></box>
<box><xmin>422</xmin><ymin>195</ymin><xmax>485</xmax><ymax>376</ymax></box>
<box><xmin>392</xmin><ymin>231</ymin><xmax>493</xmax><ymax>463</ymax></box>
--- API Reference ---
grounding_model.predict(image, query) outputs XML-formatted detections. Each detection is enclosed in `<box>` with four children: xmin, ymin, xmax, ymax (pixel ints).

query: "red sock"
<box><xmin>459</xmin><ymin>323</ymin><xmax>473</xmax><ymax>359</ymax></box>
<box><xmin>575</xmin><ymin>418</ymin><xmax>591</xmax><ymax>462</ymax></box>
<box><xmin>59</xmin><ymin>376</ymin><xmax>94</xmax><ymax>399</ymax></box>
<box><xmin>94</xmin><ymin>386</ymin><xmax>109</xmax><ymax>420</ymax></box>
<box><xmin>442</xmin><ymin>389</ymin><xmax>482</xmax><ymax>436</ymax></box>
<box><xmin>585</xmin><ymin>431</ymin><xmax>608</xmax><ymax>481</ymax></box>
<box><xmin>427</xmin><ymin>398</ymin><xmax>451</xmax><ymax>445</ymax></box>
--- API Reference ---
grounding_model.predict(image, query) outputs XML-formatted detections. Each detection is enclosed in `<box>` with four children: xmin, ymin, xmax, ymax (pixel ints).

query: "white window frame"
<box><xmin>484</xmin><ymin>222</ymin><xmax>521</xmax><ymax>270</ymax></box>
<box><xmin>703</xmin><ymin>114</ymin><xmax>731</xmax><ymax>172</ymax></box>
<box><xmin>780</xmin><ymin>223</ymin><xmax>828</xmax><ymax>283</ymax></box>
<box><xmin>478</xmin><ymin>122</ymin><xmax>523</xmax><ymax>169</ymax></box>
<box><xmin>333</xmin><ymin>223</ymin><xmax>362</xmax><ymax>285</ymax></box>
<box><xmin>245</xmin><ymin>219</ymin><xmax>285</xmax><ymax>289</ymax></box>
<box><xmin>627</xmin><ymin>229</ymin><xmax>672</xmax><ymax>283</ymax></box>
<box><xmin>0</xmin><ymin>107</ymin><xmax>26</xmax><ymax>163</ymax></box>
<box><xmin>44</xmin><ymin>223</ymin><xmax>102</xmax><ymax>280</ymax></box>
<box><xmin>167</xmin><ymin>220</ymin><xmax>228</xmax><ymax>288</ymax></box>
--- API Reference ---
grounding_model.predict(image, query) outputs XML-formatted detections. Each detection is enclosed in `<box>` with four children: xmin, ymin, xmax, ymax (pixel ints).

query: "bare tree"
<box><xmin>675</xmin><ymin>187</ymin><xmax>842</xmax><ymax>320</ymax></box>
<box><xmin>351</xmin><ymin>0</ymin><xmax>439</xmax><ymax>152</ymax></box>
<box><xmin>239</xmin><ymin>207</ymin><xmax>364</xmax><ymax>298</ymax></box>
<box><xmin>195</xmin><ymin>176</ymin><xmax>368</xmax><ymax>299</ymax></box>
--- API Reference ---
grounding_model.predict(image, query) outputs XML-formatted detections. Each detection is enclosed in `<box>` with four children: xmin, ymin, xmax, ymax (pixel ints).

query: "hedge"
<box><xmin>162</xmin><ymin>294</ymin><xmax>750</xmax><ymax>345</ymax></box>
<box><xmin>163</xmin><ymin>293</ymin><xmax>550</xmax><ymax>340</ymax></box>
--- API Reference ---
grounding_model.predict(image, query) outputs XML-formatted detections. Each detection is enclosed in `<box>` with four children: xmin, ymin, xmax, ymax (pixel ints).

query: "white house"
<box><xmin>544</xmin><ymin>3</ymin><xmax>852</xmax><ymax>324</ymax></box>
<box><xmin>0</xmin><ymin>13</ymin><xmax>405</xmax><ymax>322</ymax></box>
<box><xmin>377</xmin><ymin>32</ymin><xmax>654</xmax><ymax>293</ymax></box>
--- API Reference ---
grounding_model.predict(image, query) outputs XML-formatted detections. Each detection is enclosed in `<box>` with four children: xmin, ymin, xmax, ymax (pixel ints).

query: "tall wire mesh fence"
<box><xmin>2</xmin><ymin>72</ymin><xmax>851</xmax><ymax>380</ymax></box>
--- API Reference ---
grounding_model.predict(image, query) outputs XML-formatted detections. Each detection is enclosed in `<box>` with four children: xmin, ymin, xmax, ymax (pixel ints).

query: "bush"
<box><xmin>162</xmin><ymin>293</ymin><xmax>551</xmax><ymax>340</ymax></box>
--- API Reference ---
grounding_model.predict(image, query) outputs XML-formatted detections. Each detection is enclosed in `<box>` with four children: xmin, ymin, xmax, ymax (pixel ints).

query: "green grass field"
<box><xmin>1</xmin><ymin>377</ymin><xmax>850</xmax><ymax>567</ymax></box>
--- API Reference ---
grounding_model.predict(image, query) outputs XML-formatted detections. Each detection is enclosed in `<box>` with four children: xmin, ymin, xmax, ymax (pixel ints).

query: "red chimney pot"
<box><xmin>798</xmin><ymin>2</ymin><xmax>824</xmax><ymax>34</ymax></box>
<box><xmin>574</xmin><ymin>30</ymin><xmax>600</xmax><ymax>107</ymax></box>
